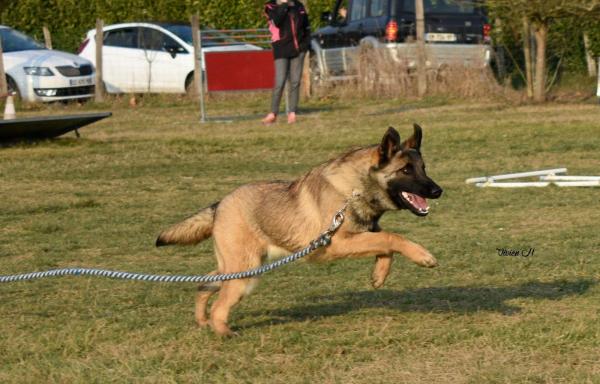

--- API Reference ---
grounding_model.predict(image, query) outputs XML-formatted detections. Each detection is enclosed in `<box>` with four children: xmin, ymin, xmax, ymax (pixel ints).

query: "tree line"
<box><xmin>2</xmin><ymin>0</ymin><xmax>600</xmax><ymax>101</ymax></box>
<box><xmin>0</xmin><ymin>0</ymin><xmax>332</xmax><ymax>53</ymax></box>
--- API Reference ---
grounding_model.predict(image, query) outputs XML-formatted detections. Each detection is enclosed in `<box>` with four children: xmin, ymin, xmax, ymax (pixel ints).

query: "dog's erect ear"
<box><xmin>402</xmin><ymin>123</ymin><xmax>423</xmax><ymax>151</ymax></box>
<box><xmin>378</xmin><ymin>127</ymin><xmax>401</xmax><ymax>166</ymax></box>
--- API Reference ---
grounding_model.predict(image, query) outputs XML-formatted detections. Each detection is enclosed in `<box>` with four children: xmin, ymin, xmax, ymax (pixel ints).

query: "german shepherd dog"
<box><xmin>156</xmin><ymin>124</ymin><xmax>442</xmax><ymax>336</ymax></box>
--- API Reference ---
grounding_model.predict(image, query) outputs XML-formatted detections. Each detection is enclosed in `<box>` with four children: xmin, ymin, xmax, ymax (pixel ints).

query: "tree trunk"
<box><xmin>301</xmin><ymin>2</ymin><xmax>311</xmax><ymax>98</ymax></box>
<box><xmin>522</xmin><ymin>17</ymin><xmax>534</xmax><ymax>99</ymax></box>
<box><xmin>533</xmin><ymin>22</ymin><xmax>548</xmax><ymax>102</ymax></box>
<box><xmin>95</xmin><ymin>19</ymin><xmax>104</xmax><ymax>102</ymax></box>
<box><xmin>0</xmin><ymin>37</ymin><xmax>7</xmax><ymax>97</ymax></box>
<box><xmin>583</xmin><ymin>32</ymin><xmax>597</xmax><ymax>77</ymax></box>
<box><xmin>43</xmin><ymin>26</ymin><xmax>52</xmax><ymax>49</ymax></box>
<box><xmin>415</xmin><ymin>0</ymin><xmax>427</xmax><ymax>97</ymax></box>
<box><xmin>493</xmin><ymin>17</ymin><xmax>507</xmax><ymax>81</ymax></box>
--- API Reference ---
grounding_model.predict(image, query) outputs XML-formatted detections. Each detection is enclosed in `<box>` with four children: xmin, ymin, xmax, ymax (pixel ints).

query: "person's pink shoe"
<box><xmin>287</xmin><ymin>112</ymin><xmax>297</xmax><ymax>124</ymax></box>
<box><xmin>262</xmin><ymin>113</ymin><xmax>277</xmax><ymax>125</ymax></box>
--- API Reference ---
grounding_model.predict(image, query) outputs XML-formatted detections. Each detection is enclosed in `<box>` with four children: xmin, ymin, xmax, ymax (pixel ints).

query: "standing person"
<box><xmin>263</xmin><ymin>0</ymin><xmax>310</xmax><ymax>124</ymax></box>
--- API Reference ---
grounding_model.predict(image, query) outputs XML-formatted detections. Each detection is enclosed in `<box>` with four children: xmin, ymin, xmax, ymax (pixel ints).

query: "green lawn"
<box><xmin>1</xmin><ymin>96</ymin><xmax>599</xmax><ymax>383</ymax></box>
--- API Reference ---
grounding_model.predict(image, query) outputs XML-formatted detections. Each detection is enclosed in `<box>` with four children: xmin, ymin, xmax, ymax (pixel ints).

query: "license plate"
<box><xmin>69</xmin><ymin>78</ymin><xmax>93</xmax><ymax>86</ymax></box>
<box><xmin>425</xmin><ymin>33</ymin><xmax>457</xmax><ymax>42</ymax></box>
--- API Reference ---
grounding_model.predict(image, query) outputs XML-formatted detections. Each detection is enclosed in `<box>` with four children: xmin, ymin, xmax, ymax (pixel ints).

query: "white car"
<box><xmin>78</xmin><ymin>22</ymin><xmax>263</xmax><ymax>94</ymax></box>
<box><xmin>1</xmin><ymin>25</ymin><xmax>95</xmax><ymax>102</ymax></box>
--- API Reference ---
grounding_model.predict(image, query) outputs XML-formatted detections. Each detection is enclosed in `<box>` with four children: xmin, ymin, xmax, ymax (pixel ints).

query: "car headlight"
<box><xmin>24</xmin><ymin>67</ymin><xmax>55</xmax><ymax>76</ymax></box>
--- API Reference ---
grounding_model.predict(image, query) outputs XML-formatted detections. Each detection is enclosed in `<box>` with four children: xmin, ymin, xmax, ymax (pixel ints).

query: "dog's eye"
<box><xmin>401</xmin><ymin>166</ymin><xmax>412</xmax><ymax>174</ymax></box>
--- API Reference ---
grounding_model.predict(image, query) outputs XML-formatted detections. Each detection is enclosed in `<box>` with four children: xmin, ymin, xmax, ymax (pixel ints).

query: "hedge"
<box><xmin>2</xmin><ymin>0</ymin><xmax>597</xmax><ymax>77</ymax></box>
<box><xmin>0</xmin><ymin>0</ymin><xmax>334</xmax><ymax>52</ymax></box>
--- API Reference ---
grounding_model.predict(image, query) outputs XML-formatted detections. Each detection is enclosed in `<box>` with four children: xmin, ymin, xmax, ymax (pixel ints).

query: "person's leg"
<box><xmin>264</xmin><ymin>58</ymin><xmax>290</xmax><ymax>123</ymax></box>
<box><xmin>287</xmin><ymin>52</ymin><xmax>306</xmax><ymax>123</ymax></box>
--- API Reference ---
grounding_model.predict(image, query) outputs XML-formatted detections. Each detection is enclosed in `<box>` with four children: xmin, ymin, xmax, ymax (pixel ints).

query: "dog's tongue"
<box><xmin>402</xmin><ymin>192</ymin><xmax>428</xmax><ymax>210</ymax></box>
<box><xmin>410</xmin><ymin>193</ymin><xmax>428</xmax><ymax>210</ymax></box>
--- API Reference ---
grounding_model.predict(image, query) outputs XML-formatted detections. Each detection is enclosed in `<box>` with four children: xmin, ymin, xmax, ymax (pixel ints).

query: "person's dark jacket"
<box><xmin>264</xmin><ymin>0</ymin><xmax>310</xmax><ymax>59</ymax></box>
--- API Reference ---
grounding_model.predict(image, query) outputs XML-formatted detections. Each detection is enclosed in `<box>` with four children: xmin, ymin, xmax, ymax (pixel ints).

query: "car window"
<box><xmin>0</xmin><ymin>28</ymin><xmax>45</xmax><ymax>52</ymax></box>
<box><xmin>402</xmin><ymin>0</ymin><xmax>476</xmax><ymax>14</ymax></box>
<box><xmin>163</xmin><ymin>25</ymin><xmax>193</xmax><ymax>44</ymax></box>
<box><xmin>161</xmin><ymin>24</ymin><xmax>245</xmax><ymax>48</ymax></box>
<box><xmin>104</xmin><ymin>28</ymin><xmax>138</xmax><ymax>48</ymax></box>
<box><xmin>139</xmin><ymin>27</ymin><xmax>186</xmax><ymax>53</ymax></box>
<box><xmin>163</xmin><ymin>24</ymin><xmax>243</xmax><ymax>47</ymax></box>
<box><xmin>350</xmin><ymin>0</ymin><xmax>368</xmax><ymax>21</ymax></box>
<box><xmin>370</xmin><ymin>0</ymin><xmax>387</xmax><ymax>17</ymax></box>
<box><xmin>336</xmin><ymin>0</ymin><xmax>350</xmax><ymax>23</ymax></box>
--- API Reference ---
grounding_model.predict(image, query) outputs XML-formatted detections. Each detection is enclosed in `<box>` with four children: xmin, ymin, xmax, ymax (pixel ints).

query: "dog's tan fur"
<box><xmin>156</xmin><ymin>125</ymin><xmax>441</xmax><ymax>336</ymax></box>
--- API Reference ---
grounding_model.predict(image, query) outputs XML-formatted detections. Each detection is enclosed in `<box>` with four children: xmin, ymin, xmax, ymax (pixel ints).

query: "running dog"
<box><xmin>156</xmin><ymin>124</ymin><xmax>443</xmax><ymax>336</ymax></box>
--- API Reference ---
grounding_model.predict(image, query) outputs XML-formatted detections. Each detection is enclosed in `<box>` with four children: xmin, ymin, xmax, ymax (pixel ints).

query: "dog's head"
<box><xmin>370</xmin><ymin>124</ymin><xmax>442</xmax><ymax>216</ymax></box>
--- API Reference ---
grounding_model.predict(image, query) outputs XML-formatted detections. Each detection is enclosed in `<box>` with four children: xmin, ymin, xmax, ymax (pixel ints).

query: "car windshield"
<box><xmin>161</xmin><ymin>24</ymin><xmax>242</xmax><ymax>47</ymax></box>
<box><xmin>403</xmin><ymin>0</ymin><xmax>476</xmax><ymax>14</ymax></box>
<box><xmin>0</xmin><ymin>28</ymin><xmax>46</xmax><ymax>52</ymax></box>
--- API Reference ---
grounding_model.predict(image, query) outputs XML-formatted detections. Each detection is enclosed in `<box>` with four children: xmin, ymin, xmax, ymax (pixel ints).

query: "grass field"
<box><xmin>1</xmin><ymin>96</ymin><xmax>599</xmax><ymax>383</ymax></box>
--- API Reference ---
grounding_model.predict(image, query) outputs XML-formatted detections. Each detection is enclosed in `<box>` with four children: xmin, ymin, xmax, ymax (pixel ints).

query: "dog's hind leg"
<box><xmin>371</xmin><ymin>254</ymin><xmax>393</xmax><ymax>289</ymax></box>
<box><xmin>208</xmin><ymin>235</ymin><xmax>264</xmax><ymax>336</ymax></box>
<box><xmin>195</xmin><ymin>271</ymin><xmax>221</xmax><ymax>327</ymax></box>
<box><xmin>209</xmin><ymin>278</ymin><xmax>258</xmax><ymax>337</ymax></box>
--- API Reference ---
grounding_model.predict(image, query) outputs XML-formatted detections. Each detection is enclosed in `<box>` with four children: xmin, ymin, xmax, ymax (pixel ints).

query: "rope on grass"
<box><xmin>0</xmin><ymin>237</ymin><xmax>328</xmax><ymax>284</ymax></box>
<box><xmin>0</xmin><ymin>196</ymin><xmax>354</xmax><ymax>284</ymax></box>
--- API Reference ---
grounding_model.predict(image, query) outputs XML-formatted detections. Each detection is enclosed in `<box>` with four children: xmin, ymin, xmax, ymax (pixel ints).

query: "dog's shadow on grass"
<box><xmin>243</xmin><ymin>279</ymin><xmax>595</xmax><ymax>328</ymax></box>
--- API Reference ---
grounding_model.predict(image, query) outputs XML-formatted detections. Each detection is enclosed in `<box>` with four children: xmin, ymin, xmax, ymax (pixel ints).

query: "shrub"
<box><xmin>0</xmin><ymin>0</ymin><xmax>334</xmax><ymax>52</ymax></box>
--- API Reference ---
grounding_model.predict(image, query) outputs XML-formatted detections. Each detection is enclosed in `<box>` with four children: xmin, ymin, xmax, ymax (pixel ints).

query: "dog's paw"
<box><xmin>371</xmin><ymin>257</ymin><xmax>392</xmax><ymax>289</ymax></box>
<box><xmin>210</xmin><ymin>321</ymin><xmax>238</xmax><ymax>338</ymax></box>
<box><xmin>415</xmin><ymin>250</ymin><xmax>438</xmax><ymax>268</ymax></box>
<box><xmin>371</xmin><ymin>275</ymin><xmax>386</xmax><ymax>289</ymax></box>
<box><xmin>196</xmin><ymin>318</ymin><xmax>210</xmax><ymax>328</ymax></box>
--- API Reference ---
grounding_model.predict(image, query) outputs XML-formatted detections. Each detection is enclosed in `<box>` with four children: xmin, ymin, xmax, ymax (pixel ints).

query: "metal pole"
<box><xmin>475</xmin><ymin>182</ymin><xmax>550</xmax><ymax>188</ymax></box>
<box><xmin>475</xmin><ymin>180</ymin><xmax>600</xmax><ymax>188</ymax></box>
<box><xmin>465</xmin><ymin>168</ymin><xmax>567</xmax><ymax>184</ymax></box>
<box><xmin>540</xmin><ymin>175</ymin><xmax>600</xmax><ymax>181</ymax></box>
<box><xmin>554</xmin><ymin>181</ymin><xmax>600</xmax><ymax>187</ymax></box>
<box><xmin>95</xmin><ymin>19</ymin><xmax>104</xmax><ymax>102</ymax></box>
<box><xmin>415</xmin><ymin>0</ymin><xmax>427</xmax><ymax>97</ymax></box>
<box><xmin>191</xmin><ymin>14</ymin><xmax>206</xmax><ymax>123</ymax></box>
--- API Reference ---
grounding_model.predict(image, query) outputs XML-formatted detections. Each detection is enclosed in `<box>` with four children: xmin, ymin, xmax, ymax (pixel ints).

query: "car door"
<box><xmin>138</xmin><ymin>27</ymin><xmax>191</xmax><ymax>93</ymax></box>
<box><xmin>102</xmin><ymin>27</ymin><xmax>149</xmax><ymax>93</ymax></box>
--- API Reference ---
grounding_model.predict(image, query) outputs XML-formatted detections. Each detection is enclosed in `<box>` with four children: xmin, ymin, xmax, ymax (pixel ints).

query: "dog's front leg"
<box><xmin>372</xmin><ymin>254</ymin><xmax>393</xmax><ymax>289</ymax></box>
<box><xmin>326</xmin><ymin>232</ymin><xmax>438</xmax><ymax>268</ymax></box>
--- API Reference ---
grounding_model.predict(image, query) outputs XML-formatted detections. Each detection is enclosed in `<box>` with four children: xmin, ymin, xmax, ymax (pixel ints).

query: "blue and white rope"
<box><xmin>0</xmin><ymin>235</ymin><xmax>331</xmax><ymax>284</ymax></box>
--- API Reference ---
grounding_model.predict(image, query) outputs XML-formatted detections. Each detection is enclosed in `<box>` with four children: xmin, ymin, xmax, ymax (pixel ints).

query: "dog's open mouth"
<box><xmin>400</xmin><ymin>192</ymin><xmax>430</xmax><ymax>216</ymax></box>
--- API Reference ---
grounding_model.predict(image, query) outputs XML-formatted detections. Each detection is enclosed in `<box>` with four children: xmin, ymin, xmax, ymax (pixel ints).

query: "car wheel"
<box><xmin>185</xmin><ymin>72</ymin><xmax>204</xmax><ymax>96</ymax></box>
<box><xmin>6</xmin><ymin>76</ymin><xmax>21</xmax><ymax>101</ymax></box>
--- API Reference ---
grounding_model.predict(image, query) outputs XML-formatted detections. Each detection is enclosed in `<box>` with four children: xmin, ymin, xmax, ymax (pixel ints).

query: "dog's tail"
<box><xmin>155</xmin><ymin>202</ymin><xmax>219</xmax><ymax>247</ymax></box>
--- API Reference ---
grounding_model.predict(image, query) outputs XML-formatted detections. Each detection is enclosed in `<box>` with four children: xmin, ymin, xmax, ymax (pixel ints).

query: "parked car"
<box><xmin>78</xmin><ymin>22</ymin><xmax>263</xmax><ymax>94</ymax></box>
<box><xmin>1</xmin><ymin>25</ymin><xmax>95</xmax><ymax>102</ymax></box>
<box><xmin>312</xmin><ymin>0</ymin><xmax>492</xmax><ymax>80</ymax></box>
